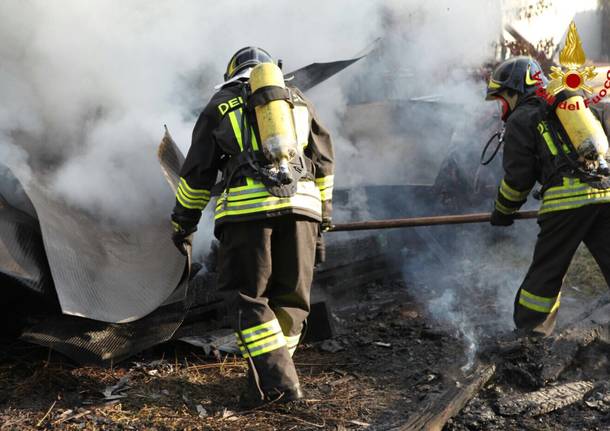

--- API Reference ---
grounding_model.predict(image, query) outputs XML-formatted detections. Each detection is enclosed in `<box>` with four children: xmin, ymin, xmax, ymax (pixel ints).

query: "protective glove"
<box><xmin>315</xmin><ymin>231</ymin><xmax>326</xmax><ymax>266</ymax></box>
<box><xmin>171</xmin><ymin>218</ymin><xmax>197</xmax><ymax>256</ymax></box>
<box><xmin>490</xmin><ymin>209</ymin><xmax>515</xmax><ymax>227</ymax></box>
<box><xmin>321</xmin><ymin>200</ymin><xmax>333</xmax><ymax>232</ymax></box>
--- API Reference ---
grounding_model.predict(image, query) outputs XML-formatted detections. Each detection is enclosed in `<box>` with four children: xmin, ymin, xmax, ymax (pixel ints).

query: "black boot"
<box><xmin>238</xmin><ymin>385</ymin><xmax>304</xmax><ymax>409</ymax></box>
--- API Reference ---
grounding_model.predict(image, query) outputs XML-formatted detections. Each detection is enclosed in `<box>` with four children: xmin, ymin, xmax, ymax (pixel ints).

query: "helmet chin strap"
<box><xmin>496</xmin><ymin>96</ymin><xmax>511</xmax><ymax>121</ymax></box>
<box><xmin>495</xmin><ymin>91</ymin><xmax>520</xmax><ymax>121</ymax></box>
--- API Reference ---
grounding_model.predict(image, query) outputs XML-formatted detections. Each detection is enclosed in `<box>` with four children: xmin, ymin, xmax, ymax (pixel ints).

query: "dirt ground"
<box><xmin>0</xmin><ymin>278</ymin><xmax>461</xmax><ymax>431</ymax></box>
<box><xmin>1</xmin><ymin>246</ymin><xmax>609</xmax><ymax>430</ymax></box>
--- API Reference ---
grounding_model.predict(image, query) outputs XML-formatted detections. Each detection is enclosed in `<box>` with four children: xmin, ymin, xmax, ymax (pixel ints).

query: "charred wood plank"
<box><xmin>496</xmin><ymin>380</ymin><xmax>594</xmax><ymax>417</ymax></box>
<box><xmin>399</xmin><ymin>363</ymin><xmax>496</xmax><ymax>431</ymax></box>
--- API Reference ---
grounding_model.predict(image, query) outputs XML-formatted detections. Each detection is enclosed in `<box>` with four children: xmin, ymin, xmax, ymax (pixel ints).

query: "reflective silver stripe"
<box><xmin>223</xmin><ymin>186</ymin><xmax>269</xmax><ymax>198</ymax></box>
<box><xmin>519</xmin><ymin>290</ymin><xmax>560</xmax><ymax>313</ymax></box>
<box><xmin>543</xmin><ymin>185</ymin><xmax>592</xmax><ymax>198</ymax></box>
<box><xmin>239</xmin><ymin>339</ymin><xmax>278</xmax><ymax>355</ymax></box>
<box><xmin>177</xmin><ymin>187</ymin><xmax>209</xmax><ymax>204</ymax></box>
<box><xmin>220</xmin><ymin>182</ymin><xmax>319</xmax><ymax>200</ymax></box>
<box><xmin>285</xmin><ymin>334</ymin><xmax>300</xmax><ymax>348</ymax></box>
<box><xmin>217</xmin><ymin>192</ymin><xmax>321</xmax><ymax>211</ymax></box>
<box><xmin>541</xmin><ymin>195</ymin><xmax>610</xmax><ymax>211</ymax></box>
<box><xmin>240</xmin><ymin>321</ymin><xmax>282</xmax><ymax>343</ymax></box>
<box><xmin>179</xmin><ymin>178</ymin><xmax>210</xmax><ymax>197</ymax></box>
<box><xmin>499</xmin><ymin>180</ymin><xmax>529</xmax><ymax>202</ymax></box>
<box><xmin>235</xmin><ymin>331</ymin><xmax>283</xmax><ymax>351</ymax></box>
<box><xmin>520</xmin><ymin>296</ymin><xmax>552</xmax><ymax>311</ymax></box>
<box><xmin>239</xmin><ymin>334</ymin><xmax>286</xmax><ymax>358</ymax></box>
<box><xmin>237</xmin><ymin>331</ymin><xmax>282</xmax><ymax>349</ymax></box>
<box><xmin>240</xmin><ymin>329</ymin><xmax>277</xmax><ymax>344</ymax></box>
<box><xmin>495</xmin><ymin>199</ymin><xmax>517</xmax><ymax>215</ymax></box>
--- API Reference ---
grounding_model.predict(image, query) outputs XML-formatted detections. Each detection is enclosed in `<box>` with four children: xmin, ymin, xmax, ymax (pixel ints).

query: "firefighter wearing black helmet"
<box><xmin>170</xmin><ymin>47</ymin><xmax>334</xmax><ymax>406</ymax></box>
<box><xmin>486</xmin><ymin>56</ymin><xmax>610</xmax><ymax>335</ymax></box>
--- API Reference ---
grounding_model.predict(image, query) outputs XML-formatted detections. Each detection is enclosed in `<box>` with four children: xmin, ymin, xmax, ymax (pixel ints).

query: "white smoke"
<box><xmin>0</xmin><ymin>0</ymin><xmax>376</xmax><ymax>225</ymax></box>
<box><xmin>1</xmin><ymin>0</ymin><xmax>530</xmax><ymax>356</ymax></box>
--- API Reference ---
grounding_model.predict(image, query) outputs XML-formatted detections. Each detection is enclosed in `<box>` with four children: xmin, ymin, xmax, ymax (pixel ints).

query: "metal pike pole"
<box><xmin>328</xmin><ymin>210</ymin><xmax>538</xmax><ymax>232</ymax></box>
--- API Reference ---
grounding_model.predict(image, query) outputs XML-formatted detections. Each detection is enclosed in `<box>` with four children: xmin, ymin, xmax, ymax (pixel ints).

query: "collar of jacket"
<box><xmin>504</xmin><ymin>92</ymin><xmax>543</xmax><ymax>121</ymax></box>
<box><xmin>215</xmin><ymin>68</ymin><xmax>252</xmax><ymax>90</ymax></box>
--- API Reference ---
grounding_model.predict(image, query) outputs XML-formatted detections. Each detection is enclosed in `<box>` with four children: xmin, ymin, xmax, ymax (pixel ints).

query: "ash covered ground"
<box><xmin>1</xmin><ymin>246</ymin><xmax>608</xmax><ymax>431</ymax></box>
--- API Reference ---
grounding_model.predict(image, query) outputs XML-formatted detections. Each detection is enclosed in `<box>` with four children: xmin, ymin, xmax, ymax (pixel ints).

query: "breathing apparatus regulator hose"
<box><xmin>481</xmin><ymin>125</ymin><xmax>506</xmax><ymax>166</ymax></box>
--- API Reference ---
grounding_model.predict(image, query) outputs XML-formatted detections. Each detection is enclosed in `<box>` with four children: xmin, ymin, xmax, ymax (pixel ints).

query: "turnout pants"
<box><xmin>514</xmin><ymin>203</ymin><xmax>610</xmax><ymax>335</ymax></box>
<box><xmin>218</xmin><ymin>215</ymin><xmax>318</xmax><ymax>393</ymax></box>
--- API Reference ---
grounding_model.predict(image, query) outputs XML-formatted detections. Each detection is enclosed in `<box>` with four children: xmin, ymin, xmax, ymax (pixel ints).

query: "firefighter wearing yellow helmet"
<box><xmin>486</xmin><ymin>56</ymin><xmax>610</xmax><ymax>335</ymax></box>
<box><xmin>170</xmin><ymin>46</ymin><xmax>334</xmax><ymax>406</ymax></box>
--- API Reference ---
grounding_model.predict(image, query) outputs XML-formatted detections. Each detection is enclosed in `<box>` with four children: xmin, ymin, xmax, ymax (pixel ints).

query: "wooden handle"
<box><xmin>329</xmin><ymin>210</ymin><xmax>538</xmax><ymax>232</ymax></box>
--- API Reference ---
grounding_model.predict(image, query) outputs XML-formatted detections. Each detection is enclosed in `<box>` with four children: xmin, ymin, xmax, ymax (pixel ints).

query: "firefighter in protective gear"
<box><xmin>486</xmin><ymin>56</ymin><xmax>610</xmax><ymax>335</ymax></box>
<box><xmin>170</xmin><ymin>46</ymin><xmax>334</xmax><ymax>405</ymax></box>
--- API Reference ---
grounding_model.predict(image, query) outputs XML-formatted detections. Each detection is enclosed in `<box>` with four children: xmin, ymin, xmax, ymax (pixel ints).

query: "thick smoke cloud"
<box><xmin>0</xmin><ymin>0</ymin><xmax>376</xmax><ymax>225</ymax></box>
<box><xmin>0</xmin><ymin>1</ymin><xmax>503</xmax><ymax>220</ymax></box>
<box><xmin>1</xmin><ymin>0</ymin><xmax>526</xmax><ymax>360</ymax></box>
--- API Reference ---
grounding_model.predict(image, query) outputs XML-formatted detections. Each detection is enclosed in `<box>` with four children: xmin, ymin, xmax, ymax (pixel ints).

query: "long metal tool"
<box><xmin>329</xmin><ymin>210</ymin><xmax>538</xmax><ymax>232</ymax></box>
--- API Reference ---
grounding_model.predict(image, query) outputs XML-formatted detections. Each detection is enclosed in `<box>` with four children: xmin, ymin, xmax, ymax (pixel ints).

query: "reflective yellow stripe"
<box><xmin>315</xmin><ymin>175</ymin><xmax>334</xmax><ymax>188</ymax></box>
<box><xmin>218</xmin><ymin>192</ymin><xmax>319</xmax><ymax>209</ymax></box>
<box><xmin>285</xmin><ymin>334</ymin><xmax>300</xmax><ymax>357</ymax></box>
<box><xmin>179</xmin><ymin>178</ymin><xmax>210</xmax><ymax>198</ymax></box>
<box><xmin>240</xmin><ymin>319</ymin><xmax>279</xmax><ymax>337</ymax></box>
<box><xmin>224</xmin><ymin>181</ymin><xmax>266</xmax><ymax>193</ymax></box>
<box><xmin>175</xmin><ymin>178</ymin><xmax>210</xmax><ymax>210</ymax></box>
<box><xmin>216</xmin><ymin>184</ymin><xmax>269</xmax><ymax>202</ymax></box>
<box><xmin>177</xmin><ymin>187</ymin><xmax>209</xmax><ymax>206</ymax></box>
<box><xmin>219</xmin><ymin>181</ymin><xmax>319</xmax><ymax>200</ymax></box>
<box><xmin>178</xmin><ymin>187</ymin><xmax>209</xmax><ymax>204</ymax></box>
<box><xmin>316</xmin><ymin>175</ymin><xmax>334</xmax><ymax>201</ymax></box>
<box><xmin>540</xmin><ymin>194</ymin><xmax>610</xmax><ymax>214</ymax></box>
<box><xmin>228</xmin><ymin>108</ymin><xmax>256</xmax><ymax>189</ymax></box>
<box><xmin>320</xmin><ymin>187</ymin><xmax>333</xmax><ymax>201</ymax></box>
<box><xmin>216</xmin><ymin>194</ymin><xmax>321</xmax><ymax>218</ymax></box>
<box><xmin>538</xmin><ymin>121</ymin><xmax>558</xmax><ymax>156</ymax></box>
<box><xmin>228</xmin><ymin>108</ymin><xmax>258</xmax><ymax>154</ymax></box>
<box><xmin>171</xmin><ymin>221</ymin><xmax>181</xmax><ymax>232</ymax></box>
<box><xmin>215</xmin><ymin>181</ymin><xmax>322</xmax><ymax>219</ymax></box>
<box><xmin>228</xmin><ymin>111</ymin><xmax>243</xmax><ymax>151</ymax></box>
<box><xmin>499</xmin><ymin>180</ymin><xmax>529</xmax><ymax>202</ymax></box>
<box><xmin>495</xmin><ymin>199</ymin><xmax>517</xmax><ymax>215</ymax></box>
<box><xmin>285</xmin><ymin>334</ymin><xmax>300</xmax><ymax>348</ymax></box>
<box><xmin>221</xmin><ymin>190</ymin><xmax>270</xmax><ymax>202</ymax></box>
<box><xmin>540</xmin><ymin>178</ymin><xmax>610</xmax><ymax>214</ymax></box>
<box><xmin>238</xmin><ymin>332</ymin><xmax>287</xmax><ymax>358</ymax></box>
<box><xmin>519</xmin><ymin>290</ymin><xmax>561</xmax><ymax>313</ymax></box>
<box><xmin>176</xmin><ymin>190</ymin><xmax>206</xmax><ymax>210</ymax></box>
<box><xmin>237</xmin><ymin>319</ymin><xmax>282</xmax><ymax>344</ymax></box>
<box><xmin>250</xmin><ymin>123</ymin><xmax>259</xmax><ymax>151</ymax></box>
<box><xmin>538</xmin><ymin>121</ymin><xmax>571</xmax><ymax>155</ymax></box>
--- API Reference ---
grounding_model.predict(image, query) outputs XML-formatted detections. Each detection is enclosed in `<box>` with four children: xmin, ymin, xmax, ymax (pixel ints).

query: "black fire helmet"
<box><xmin>486</xmin><ymin>56</ymin><xmax>548</xmax><ymax>100</ymax></box>
<box><xmin>224</xmin><ymin>47</ymin><xmax>274</xmax><ymax>81</ymax></box>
